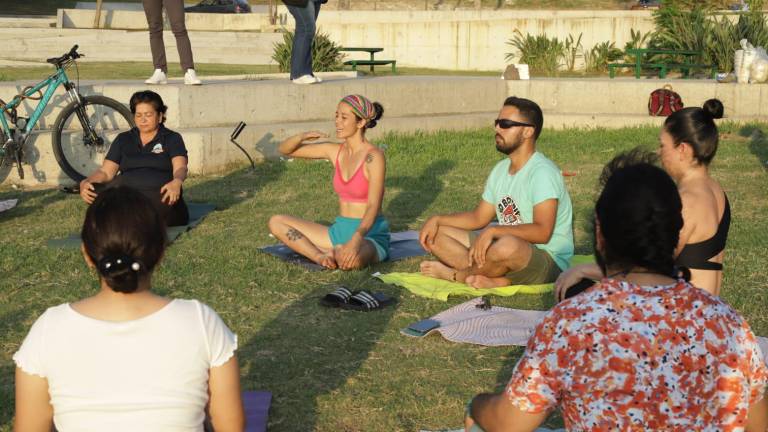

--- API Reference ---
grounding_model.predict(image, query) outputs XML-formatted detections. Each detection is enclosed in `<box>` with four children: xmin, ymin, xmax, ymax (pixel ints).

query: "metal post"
<box><xmin>93</xmin><ymin>0</ymin><xmax>103</xmax><ymax>29</ymax></box>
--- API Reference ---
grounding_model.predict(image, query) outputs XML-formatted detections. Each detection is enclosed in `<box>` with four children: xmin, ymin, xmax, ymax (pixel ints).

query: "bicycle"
<box><xmin>0</xmin><ymin>45</ymin><xmax>133</xmax><ymax>183</ymax></box>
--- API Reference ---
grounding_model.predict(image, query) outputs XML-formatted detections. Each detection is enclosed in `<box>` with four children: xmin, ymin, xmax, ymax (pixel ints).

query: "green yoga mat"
<box><xmin>375</xmin><ymin>254</ymin><xmax>595</xmax><ymax>301</ymax></box>
<box><xmin>46</xmin><ymin>203</ymin><xmax>217</xmax><ymax>249</ymax></box>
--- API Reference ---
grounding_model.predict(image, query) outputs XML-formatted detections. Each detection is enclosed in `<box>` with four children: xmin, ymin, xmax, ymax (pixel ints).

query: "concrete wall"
<box><xmin>56</xmin><ymin>9</ymin><xmax>656</xmax><ymax>71</ymax></box>
<box><xmin>0</xmin><ymin>28</ymin><xmax>281</xmax><ymax>66</ymax></box>
<box><xmin>2</xmin><ymin>76</ymin><xmax>765</xmax><ymax>187</ymax></box>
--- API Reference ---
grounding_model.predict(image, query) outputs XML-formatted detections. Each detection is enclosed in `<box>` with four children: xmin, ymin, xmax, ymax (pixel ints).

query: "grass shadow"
<box><xmin>386</xmin><ymin>159</ymin><xmax>455</xmax><ymax>230</ymax></box>
<box><xmin>740</xmin><ymin>125</ymin><xmax>768</xmax><ymax>173</ymax></box>
<box><xmin>0</xmin><ymin>188</ymin><xmax>71</xmax><ymax>221</ymax></box>
<box><xmin>238</xmin><ymin>284</ymin><xmax>397</xmax><ymax>431</ymax></box>
<box><xmin>183</xmin><ymin>161</ymin><xmax>286</xmax><ymax>210</ymax></box>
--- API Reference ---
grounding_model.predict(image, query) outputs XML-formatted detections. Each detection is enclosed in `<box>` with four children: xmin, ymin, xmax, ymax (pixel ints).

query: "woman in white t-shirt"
<box><xmin>13</xmin><ymin>186</ymin><xmax>244</xmax><ymax>432</ymax></box>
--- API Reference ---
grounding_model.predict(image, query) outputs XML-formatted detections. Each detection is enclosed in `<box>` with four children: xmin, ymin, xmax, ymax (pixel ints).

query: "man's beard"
<box><xmin>495</xmin><ymin>133</ymin><xmax>521</xmax><ymax>155</ymax></box>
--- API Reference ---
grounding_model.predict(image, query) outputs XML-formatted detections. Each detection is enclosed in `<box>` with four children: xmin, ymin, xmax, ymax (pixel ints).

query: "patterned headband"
<box><xmin>340</xmin><ymin>94</ymin><xmax>376</xmax><ymax>120</ymax></box>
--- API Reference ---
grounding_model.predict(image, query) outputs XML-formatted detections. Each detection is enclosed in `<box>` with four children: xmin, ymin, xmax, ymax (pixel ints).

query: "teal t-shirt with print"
<box><xmin>481</xmin><ymin>152</ymin><xmax>574</xmax><ymax>270</ymax></box>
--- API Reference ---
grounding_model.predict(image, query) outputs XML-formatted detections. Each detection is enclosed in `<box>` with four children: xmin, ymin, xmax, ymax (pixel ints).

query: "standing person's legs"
<box><xmin>163</xmin><ymin>0</ymin><xmax>195</xmax><ymax>71</ymax></box>
<box><xmin>142</xmin><ymin>0</ymin><xmax>167</xmax><ymax>72</ymax></box>
<box><xmin>286</xmin><ymin>1</ymin><xmax>317</xmax><ymax>79</ymax></box>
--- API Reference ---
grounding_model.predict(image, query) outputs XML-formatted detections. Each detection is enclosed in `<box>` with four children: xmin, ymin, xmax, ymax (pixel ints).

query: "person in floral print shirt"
<box><xmin>465</xmin><ymin>153</ymin><xmax>768</xmax><ymax>432</ymax></box>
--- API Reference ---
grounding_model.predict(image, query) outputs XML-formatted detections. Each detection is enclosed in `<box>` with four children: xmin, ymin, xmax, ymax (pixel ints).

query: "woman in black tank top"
<box><xmin>555</xmin><ymin>99</ymin><xmax>730</xmax><ymax>298</ymax></box>
<box><xmin>657</xmin><ymin>98</ymin><xmax>729</xmax><ymax>295</ymax></box>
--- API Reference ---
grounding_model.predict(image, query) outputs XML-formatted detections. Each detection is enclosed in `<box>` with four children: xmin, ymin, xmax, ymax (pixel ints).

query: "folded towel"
<box><xmin>403</xmin><ymin>297</ymin><xmax>547</xmax><ymax>346</ymax></box>
<box><xmin>377</xmin><ymin>255</ymin><xmax>594</xmax><ymax>301</ymax></box>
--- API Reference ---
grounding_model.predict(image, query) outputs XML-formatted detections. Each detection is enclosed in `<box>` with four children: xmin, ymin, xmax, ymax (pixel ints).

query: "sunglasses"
<box><xmin>495</xmin><ymin>119</ymin><xmax>534</xmax><ymax>129</ymax></box>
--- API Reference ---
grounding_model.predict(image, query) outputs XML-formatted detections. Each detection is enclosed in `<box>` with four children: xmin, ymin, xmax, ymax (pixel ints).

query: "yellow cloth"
<box><xmin>375</xmin><ymin>255</ymin><xmax>595</xmax><ymax>301</ymax></box>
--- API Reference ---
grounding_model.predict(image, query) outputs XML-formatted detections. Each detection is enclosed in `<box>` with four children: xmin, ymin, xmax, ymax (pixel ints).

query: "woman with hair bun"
<box><xmin>556</xmin><ymin>99</ymin><xmax>730</xmax><ymax>296</ymax></box>
<box><xmin>13</xmin><ymin>186</ymin><xmax>244</xmax><ymax>431</ymax></box>
<box><xmin>269</xmin><ymin>94</ymin><xmax>390</xmax><ymax>269</ymax></box>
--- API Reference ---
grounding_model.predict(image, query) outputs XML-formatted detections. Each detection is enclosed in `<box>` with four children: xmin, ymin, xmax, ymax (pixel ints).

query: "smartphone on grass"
<box><xmin>407</xmin><ymin>318</ymin><xmax>441</xmax><ymax>335</ymax></box>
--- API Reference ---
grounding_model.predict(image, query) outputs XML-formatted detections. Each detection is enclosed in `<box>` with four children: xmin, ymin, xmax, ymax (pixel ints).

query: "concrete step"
<box><xmin>59</xmin><ymin>9</ymin><xmax>277</xmax><ymax>31</ymax></box>
<box><xmin>4</xmin><ymin>76</ymin><xmax>767</xmax><ymax>135</ymax></box>
<box><xmin>506</xmin><ymin>78</ymin><xmax>768</xmax><ymax>118</ymax></box>
<box><xmin>0</xmin><ymin>76</ymin><xmax>508</xmax><ymax>130</ymax></box>
<box><xmin>0</xmin><ymin>28</ymin><xmax>281</xmax><ymax>66</ymax></box>
<box><xmin>0</xmin><ymin>16</ymin><xmax>56</xmax><ymax>28</ymax></box>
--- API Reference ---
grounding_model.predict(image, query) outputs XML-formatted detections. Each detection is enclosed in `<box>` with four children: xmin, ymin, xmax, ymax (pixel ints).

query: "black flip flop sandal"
<box><xmin>341</xmin><ymin>290</ymin><xmax>395</xmax><ymax>312</ymax></box>
<box><xmin>320</xmin><ymin>286</ymin><xmax>354</xmax><ymax>308</ymax></box>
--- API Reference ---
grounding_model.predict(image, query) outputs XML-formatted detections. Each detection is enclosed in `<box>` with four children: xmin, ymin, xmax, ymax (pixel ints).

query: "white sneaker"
<box><xmin>184</xmin><ymin>69</ymin><xmax>202</xmax><ymax>85</ymax></box>
<box><xmin>313</xmin><ymin>74</ymin><xmax>322</xmax><ymax>83</ymax></box>
<box><xmin>145</xmin><ymin>69</ymin><xmax>167</xmax><ymax>85</ymax></box>
<box><xmin>291</xmin><ymin>74</ymin><xmax>318</xmax><ymax>85</ymax></box>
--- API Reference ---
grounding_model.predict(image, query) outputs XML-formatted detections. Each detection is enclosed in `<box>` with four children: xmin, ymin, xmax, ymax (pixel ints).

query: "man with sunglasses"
<box><xmin>419</xmin><ymin>96</ymin><xmax>573</xmax><ymax>288</ymax></box>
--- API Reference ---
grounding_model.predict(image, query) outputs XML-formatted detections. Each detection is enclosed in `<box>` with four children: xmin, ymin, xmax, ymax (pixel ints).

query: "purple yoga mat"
<box><xmin>243</xmin><ymin>391</ymin><xmax>272</xmax><ymax>432</ymax></box>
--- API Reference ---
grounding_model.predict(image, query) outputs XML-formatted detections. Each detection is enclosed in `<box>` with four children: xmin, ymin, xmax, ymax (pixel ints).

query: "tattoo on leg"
<box><xmin>365</xmin><ymin>153</ymin><xmax>374</xmax><ymax>164</ymax></box>
<box><xmin>286</xmin><ymin>228</ymin><xmax>303</xmax><ymax>241</ymax></box>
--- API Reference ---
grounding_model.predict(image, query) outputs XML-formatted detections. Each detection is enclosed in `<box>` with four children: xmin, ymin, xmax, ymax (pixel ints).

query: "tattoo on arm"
<box><xmin>365</xmin><ymin>153</ymin><xmax>374</xmax><ymax>164</ymax></box>
<box><xmin>286</xmin><ymin>228</ymin><xmax>304</xmax><ymax>241</ymax></box>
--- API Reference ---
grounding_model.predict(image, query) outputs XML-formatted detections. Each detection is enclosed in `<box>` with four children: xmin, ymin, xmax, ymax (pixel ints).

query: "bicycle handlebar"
<box><xmin>46</xmin><ymin>45</ymin><xmax>84</xmax><ymax>66</ymax></box>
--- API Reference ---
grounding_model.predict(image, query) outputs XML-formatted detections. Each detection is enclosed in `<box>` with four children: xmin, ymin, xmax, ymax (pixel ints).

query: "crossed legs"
<box><xmin>420</xmin><ymin>226</ymin><xmax>533</xmax><ymax>288</ymax></box>
<box><xmin>268</xmin><ymin>214</ymin><xmax>377</xmax><ymax>270</ymax></box>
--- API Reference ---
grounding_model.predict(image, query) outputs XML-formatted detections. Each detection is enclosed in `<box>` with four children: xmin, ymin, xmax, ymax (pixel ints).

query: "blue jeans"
<box><xmin>286</xmin><ymin>0</ymin><xmax>321</xmax><ymax>79</ymax></box>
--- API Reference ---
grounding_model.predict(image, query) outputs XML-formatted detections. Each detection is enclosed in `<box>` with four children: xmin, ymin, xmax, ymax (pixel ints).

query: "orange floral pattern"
<box><xmin>505</xmin><ymin>279</ymin><xmax>767</xmax><ymax>431</ymax></box>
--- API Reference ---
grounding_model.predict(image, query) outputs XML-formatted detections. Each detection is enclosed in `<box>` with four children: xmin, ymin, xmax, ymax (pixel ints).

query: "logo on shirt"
<box><xmin>151</xmin><ymin>143</ymin><xmax>164</xmax><ymax>154</ymax></box>
<box><xmin>498</xmin><ymin>195</ymin><xmax>522</xmax><ymax>225</ymax></box>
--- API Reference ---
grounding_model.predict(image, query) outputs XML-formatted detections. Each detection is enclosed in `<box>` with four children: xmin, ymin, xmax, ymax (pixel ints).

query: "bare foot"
<box><xmin>312</xmin><ymin>252</ymin><xmax>337</xmax><ymax>269</ymax></box>
<box><xmin>466</xmin><ymin>275</ymin><xmax>510</xmax><ymax>289</ymax></box>
<box><xmin>420</xmin><ymin>260</ymin><xmax>456</xmax><ymax>281</ymax></box>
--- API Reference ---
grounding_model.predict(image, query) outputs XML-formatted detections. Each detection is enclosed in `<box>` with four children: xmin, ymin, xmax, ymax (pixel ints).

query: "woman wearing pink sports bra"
<box><xmin>268</xmin><ymin>94</ymin><xmax>390</xmax><ymax>270</ymax></box>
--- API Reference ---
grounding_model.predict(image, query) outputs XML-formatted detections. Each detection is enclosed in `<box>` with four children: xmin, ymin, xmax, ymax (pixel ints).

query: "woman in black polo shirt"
<box><xmin>79</xmin><ymin>90</ymin><xmax>189</xmax><ymax>226</ymax></box>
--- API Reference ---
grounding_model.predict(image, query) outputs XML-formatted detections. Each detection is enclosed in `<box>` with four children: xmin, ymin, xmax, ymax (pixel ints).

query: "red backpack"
<box><xmin>648</xmin><ymin>84</ymin><xmax>684</xmax><ymax>116</ymax></box>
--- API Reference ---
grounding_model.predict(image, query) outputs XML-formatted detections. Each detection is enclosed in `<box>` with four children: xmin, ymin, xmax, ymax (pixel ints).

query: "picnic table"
<box><xmin>340</xmin><ymin>47</ymin><xmax>397</xmax><ymax>74</ymax></box>
<box><xmin>609</xmin><ymin>48</ymin><xmax>717</xmax><ymax>79</ymax></box>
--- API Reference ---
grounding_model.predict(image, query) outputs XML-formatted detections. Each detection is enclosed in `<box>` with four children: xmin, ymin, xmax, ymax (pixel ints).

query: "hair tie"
<box><xmin>340</xmin><ymin>94</ymin><xmax>376</xmax><ymax>120</ymax></box>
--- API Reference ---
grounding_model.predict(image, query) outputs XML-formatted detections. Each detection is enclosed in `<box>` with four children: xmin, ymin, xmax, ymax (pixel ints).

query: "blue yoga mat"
<box><xmin>46</xmin><ymin>203</ymin><xmax>216</xmax><ymax>249</ymax></box>
<box><xmin>243</xmin><ymin>391</ymin><xmax>271</xmax><ymax>432</ymax></box>
<box><xmin>260</xmin><ymin>230</ymin><xmax>427</xmax><ymax>271</ymax></box>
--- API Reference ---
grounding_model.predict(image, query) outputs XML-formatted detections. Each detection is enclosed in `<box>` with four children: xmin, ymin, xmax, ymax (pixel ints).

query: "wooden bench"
<box><xmin>340</xmin><ymin>47</ymin><xmax>397</xmax><ymax>74</ymax></box>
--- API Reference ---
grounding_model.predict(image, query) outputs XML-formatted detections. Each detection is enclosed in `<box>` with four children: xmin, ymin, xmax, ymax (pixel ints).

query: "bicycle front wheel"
<box><xmin>52</xmin><ymin>95</ymin><xmax>133</xmax><ymax>183</ymax></box>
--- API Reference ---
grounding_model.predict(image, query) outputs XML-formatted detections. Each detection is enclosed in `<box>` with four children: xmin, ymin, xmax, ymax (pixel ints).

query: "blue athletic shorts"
<box><xmin>328</xmin><ymin>216</ymin><xmax>390</xmax><ymax>262</ymax></box>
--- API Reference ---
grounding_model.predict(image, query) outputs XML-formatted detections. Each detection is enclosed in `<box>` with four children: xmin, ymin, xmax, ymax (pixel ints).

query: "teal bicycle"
<box><xmin>0</xmin><ymin>45</ymin><xmax>133</xmax><ymax>182</ymax></box>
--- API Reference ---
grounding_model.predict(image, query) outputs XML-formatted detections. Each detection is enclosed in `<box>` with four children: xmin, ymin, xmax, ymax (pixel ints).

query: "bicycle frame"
<box><xmin>0</xmin><ymin>67</ymin><xmax>79</xmax><ymax>137</ymax></box>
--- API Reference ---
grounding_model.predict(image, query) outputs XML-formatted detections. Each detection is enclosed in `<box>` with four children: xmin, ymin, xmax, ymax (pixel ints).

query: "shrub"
<box><xmin>623</xmin><ymin>28</ymin><xmax>652</xmax><ymax>63</ymax></box>
<box><xmin>506</xmin><ymin>30</ymin><xmax>566</xmax><ymax>76</ymax></box>
<box><xmin>584</xmin><ymin>41</ymin><xmax>624</xmax><ymax>72</ymax></box>
<box><xmin>564</xmin><ymin>33</ymin><xmax>584</xmax><ymax>72</ymax></box>
<box><xmin>271</xmin><ymin>29</ymin><xmax>345</xmax><ymax>73</ymax></box>
<box><xmin>650</xmin><ymin>0</ymin><xmax>768</xmax><ymax>73</ymax></box>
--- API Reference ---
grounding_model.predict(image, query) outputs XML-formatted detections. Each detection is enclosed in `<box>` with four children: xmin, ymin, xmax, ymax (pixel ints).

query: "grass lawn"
<box><xmin>1</xmin><ymin>124</ymin><xmax>767</xmax><ymax>431</ymax></box>
<box><xmin>0</xmin><ymin>62</ymin><xmax>612</xmax><ymax>82</ymax></box>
